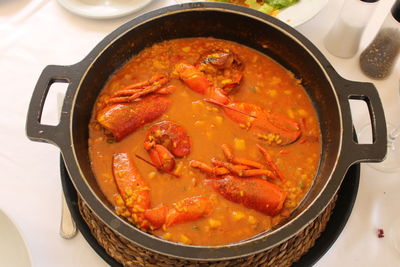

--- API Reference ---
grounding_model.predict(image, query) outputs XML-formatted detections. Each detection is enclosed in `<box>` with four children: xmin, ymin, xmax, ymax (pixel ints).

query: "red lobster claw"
<box><xmin>165</xmin><ymin>196</ymin><xmax>214</xmax><ymax>227</ymax></box>
<box><xmin>175</xmin><ymin>63</ymin><xmax>210</xmax><ymax>95</ymax></box>
<box><xmin>112</xmin><ymin>153</ymin><xmax>152</xmax><ymax>230</ymax></box>
<box><xmin>207</xmin><ymin>175</ymin><xmax>286</xmax><ymax>216</ymax></box>
<box><xmin>144</xmin><ymin>121</ymin><xmax>191</xmax><ymax>173</ymax></box>
<box><xmin>223</xmin><ymin>102</ymin><xmax>301</xmax><ymax>145</ymax></box>
<box><xmin>175</xmin><ymin>63</ymin><xmax>231</xmax><ymax>104</ymax></box>
<box><xmin>144</xmin><ymin>196</ymin><xmax>214</xmax><ymax>228</ymax></box>
<box><xmin>146</xmin><ymin>144</ymin><xmax>176</xmax><ymax>173</ymax></box>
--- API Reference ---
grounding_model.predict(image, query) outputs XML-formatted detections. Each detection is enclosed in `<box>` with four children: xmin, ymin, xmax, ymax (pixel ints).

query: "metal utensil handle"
<box><xmin>338</xmin><ymin>79</ymin><xmax>387</xmax><ymax>165</ymax></box>
<box><xmin>25</xmin><ymin>64</ymin><xmax>78</xmax><ymax>147</ymax></box>
<box><xmin>60</xmin><ymin>194</ymin><xmax>78</xmax><ymax>239</ymax></box>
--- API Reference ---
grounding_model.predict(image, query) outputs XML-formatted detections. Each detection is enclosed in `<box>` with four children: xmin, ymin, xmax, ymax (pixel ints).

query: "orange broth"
<box><xmin>88</xmin><ymin>38</ymin><xmax>321</xmax><ymax>246</ymax></box>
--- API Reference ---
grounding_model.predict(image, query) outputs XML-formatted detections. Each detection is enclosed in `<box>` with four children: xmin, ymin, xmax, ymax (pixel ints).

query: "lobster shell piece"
<box><xmin>175</xmin><ymin>63</ymin><xmax>210</xmax><ymax>95</ymax></box>
<box><xmin>224</xmin><ymin>102</ymin><xmax>301</xmax><ymax>145</ymax></box>
<box><xmin>145</xmin><ymin>121</ymin><xmax>191</xmax><ymax>158</ymax></box>
<box><xmin>97</xmin><ymin>95</ymin><xmax>171</xmax><ymax>141</ymax></box>
<box><xmin>207</xmin><ymin>175</ymin><xmax>286</xmax><ymax>216</ymax></box>
<box><xmin>112</xmin><ymin>153</ymin><xmax>151</xmax><ymax>213</ymax></box>
<box><xmin>165</xmin><ymin>196</ymin><xmax>214</xmax><ymax>227</ymax></box>
<box><xmin>143</xmin><ymin>196</ymin><xmax>214</xmax><ymax>229</ymax></box>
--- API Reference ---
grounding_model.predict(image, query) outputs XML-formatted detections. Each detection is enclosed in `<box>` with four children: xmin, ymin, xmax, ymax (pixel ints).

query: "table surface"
<box><xmin>1</xmin><ymin>0</ymin><xmax>399</xmax><ymax>266</ymax></box>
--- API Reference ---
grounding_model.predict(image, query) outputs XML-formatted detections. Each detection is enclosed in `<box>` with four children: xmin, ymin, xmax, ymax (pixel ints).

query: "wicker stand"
<box><xmin>78</xmin><ymin>195</ymin><xmax>338</xmax><ymax>267</ymax></box>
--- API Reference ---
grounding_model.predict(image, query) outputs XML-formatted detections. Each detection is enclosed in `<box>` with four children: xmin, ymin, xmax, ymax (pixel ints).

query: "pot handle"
<box><xmin>26</xmin><ymin>64</ymin><xmax>78</xmax><ymax>147</ymax></box>
<box><xmin>337</xmin><ymin>78</ymin><xmax>387</xmax><ymax>165</ymax></box>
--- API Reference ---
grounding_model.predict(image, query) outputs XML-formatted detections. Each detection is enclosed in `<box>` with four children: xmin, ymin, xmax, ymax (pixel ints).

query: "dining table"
<box><xmin>1</xmin><ymin>0</ymin><xmax>399</xmax><ymax>266</ymax></box>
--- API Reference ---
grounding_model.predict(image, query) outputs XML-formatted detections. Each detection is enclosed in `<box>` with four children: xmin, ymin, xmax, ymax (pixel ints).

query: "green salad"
<box><xmin>212</xmin><ymin>0</ymin><xmax>300</xmax><ymax>15</ymax></box>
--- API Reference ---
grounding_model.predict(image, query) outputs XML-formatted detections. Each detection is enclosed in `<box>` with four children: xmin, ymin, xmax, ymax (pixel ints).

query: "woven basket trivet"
<box><xmin>78</xmin><ymin>194</ymin><xmax>338</xmax><ymax>267</ymax></box>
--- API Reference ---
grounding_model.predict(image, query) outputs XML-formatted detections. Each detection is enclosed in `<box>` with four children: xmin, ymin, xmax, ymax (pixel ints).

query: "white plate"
<box><xmin>276</xmin><ymin>0</ymin><xmax>329</xmax><ymax>27</ymax></box>
<box><xmin>177</xmin><ymin>0</ymin><xmax>329</xmax><ymax>27</ymax></box>
<box><xmin>57</xmin><ymin>0</ymin><xmax>153</xmax><ymax>19</ymax></box>
<box><xmin>0</xmin><ymin>210</ymin><xmax>31</xmax><ymax>267</ymax></box>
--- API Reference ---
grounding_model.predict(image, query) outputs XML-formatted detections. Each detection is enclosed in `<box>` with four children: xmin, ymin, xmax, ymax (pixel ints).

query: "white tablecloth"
<box><xmin>1</xmin><ymin>0</ymin><xmax>399</xmax><ymax>266</ymax></box>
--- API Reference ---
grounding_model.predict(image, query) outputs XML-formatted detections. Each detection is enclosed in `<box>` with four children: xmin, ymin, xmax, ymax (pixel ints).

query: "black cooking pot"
<box><xmin>26</xmin><ymin>3</ymin><xmax>387</xmax><ymax>261</ymax></box>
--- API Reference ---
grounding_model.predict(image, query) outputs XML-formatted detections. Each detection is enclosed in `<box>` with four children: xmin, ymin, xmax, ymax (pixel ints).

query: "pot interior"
<box><xmin>71</xmin><ymin>7</ymin><xmax>341</xmax><ymax>244</ymax></box>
